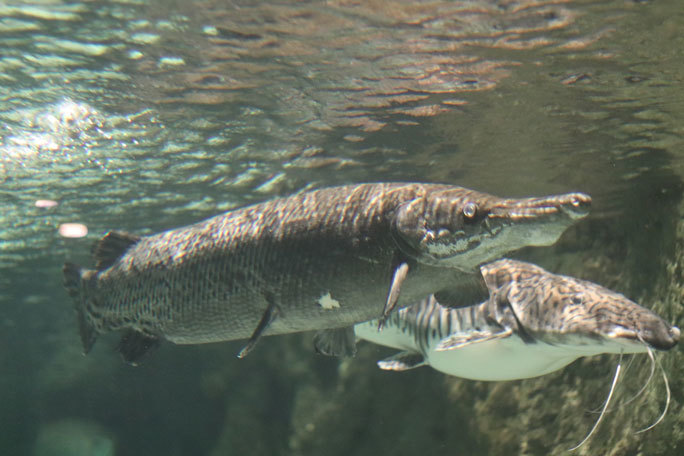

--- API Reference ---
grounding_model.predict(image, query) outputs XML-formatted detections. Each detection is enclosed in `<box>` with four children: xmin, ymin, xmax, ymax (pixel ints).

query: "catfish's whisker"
<box><xmin>569</xmin><ymin>354</ymin><xmax>622</xmax><ymax>451</ymax></box>
<box><xmin>617</xmin><ymin>338</ymin><xmax>656</xmax><ymax>409</ymax></box>
<box><xmin>586</xmin><ymin>354</ymin><xmax>641</xmax><ymax>415</ymax></box>
<box><xmin>636</xmin><ymin>347</ymin><xmax>671</xmax><ymax>434</ymax></box>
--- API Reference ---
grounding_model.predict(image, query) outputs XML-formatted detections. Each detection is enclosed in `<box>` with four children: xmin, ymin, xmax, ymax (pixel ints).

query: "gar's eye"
<box><xmin>463</xmin><ymin>202</ymin><xmax>477</xmax><ymax>219</ymax></box>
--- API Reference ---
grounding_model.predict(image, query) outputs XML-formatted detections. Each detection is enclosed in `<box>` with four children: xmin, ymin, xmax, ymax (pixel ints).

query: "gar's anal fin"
<box><xmin>378</xmin><ymin>262</ymin><xmax>409</xmax><ymax>330</ymax></box>
<box><xmin>116</xmin><ymin>330</ymin><xmax>160</xmax><ymax>366</ymax></box>
<box><xmin>237</xmin><ymin>301</ymin><xmax>280</xmax><ymax>358</ymax></box>
<box><xmin>377</xmin><ymin>350</ymin><xmax>426</xmax><ymax>371</ymax></box>
<box><xmin>313</xmin><ymin>327</ymin><xmax>357</xmax><ymax>357</ymax></box>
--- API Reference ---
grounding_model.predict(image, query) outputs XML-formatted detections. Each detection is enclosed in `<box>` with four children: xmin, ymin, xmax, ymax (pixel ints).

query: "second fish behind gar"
<box><xmin>63</xmin><ymin>182</ymin><xmax>590</xmax><ymax>364</ymax></box>
<box><xmin>355</xmin><ymin>258</ymin><xmax>680</xmax><ymax>380</ymax></box>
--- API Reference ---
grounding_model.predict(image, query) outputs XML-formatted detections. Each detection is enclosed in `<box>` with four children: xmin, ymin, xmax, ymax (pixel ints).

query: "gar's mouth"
<box><xmin>488</xmin><ymin>193</ymin><xmax>592</xmax><ymax>222</ymax></box>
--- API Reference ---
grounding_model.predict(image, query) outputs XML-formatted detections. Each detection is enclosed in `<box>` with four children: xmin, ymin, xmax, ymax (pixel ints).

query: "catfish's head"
<box><xmin>391</xmin><ymin>187</ymin><xmax>591</xmax><ymax>270</ymax></box>
<box><xmin>481</xmin><ymin>259</ymin><xmax>680</xmax><ymax>354</ymax></box>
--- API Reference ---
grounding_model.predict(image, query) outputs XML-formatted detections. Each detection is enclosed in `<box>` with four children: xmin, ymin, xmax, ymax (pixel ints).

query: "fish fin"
<box><xmin>377</xmin><ymin>351</ymin><xmax>426</xmax><ymax>371</ymax></box>
<box><xmin>313</xmin><ymin>327</ymin><xmax>357</xmax><ymax>357</ymax></box>
<box><xmin>435</xmin><ymin>328</ymin><xmax>512</xmax><ymax>351</ymax></box>
<box><xmin>93</xmin><ymin>231</ymin><xmax>141</xmax><ymax>270</ymax></box>
<box><xmin>378</xmin><ymin>262</ymin><xmax>410</xmax><ymax>329</ymax></box>
<box><xmin>116</xmin><ymin>330</ymin><xmax>160</xmax><ymax>366</ymax></box>
<box><xmin>237</xmin><ymin>300</ymin><xmax>280</xmax><ymax>358</ymax></box>
<box><xmin>63</xmin><ymin>262</ymin><xmax>98</xmax><ymax>354</ymax></box>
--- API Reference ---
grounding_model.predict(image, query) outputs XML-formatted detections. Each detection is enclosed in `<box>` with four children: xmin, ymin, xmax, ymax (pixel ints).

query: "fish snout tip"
<box><xmin>560</xmin><ymin>193</ymin><xmax>592</xmax><ymax>219</ymax></box>
<box><xmin>488</xmin><ymin>192</ymin><xmax>591</xmax><ymax>221</ymax></box>
<box><xmin>670</xmin><ymin>325</ymin><xmax>680</xmax><ymax>343</ymax></box>
<box><xmin>645</xmin><ymin>323</ymin><xmax>680</xmax><ymax>351</ymax></box>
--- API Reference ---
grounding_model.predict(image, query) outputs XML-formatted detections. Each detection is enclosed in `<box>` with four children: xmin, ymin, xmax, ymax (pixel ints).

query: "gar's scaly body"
<box><xmin>63</xmin><ymin>183</ymin><xmax>590</xmax><ymax>363</ymax></box>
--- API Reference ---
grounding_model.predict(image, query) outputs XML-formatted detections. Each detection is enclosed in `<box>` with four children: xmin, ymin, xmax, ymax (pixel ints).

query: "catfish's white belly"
<box><xmin>355</xmin><ymin>321</ymin><xmax>414</xmax><ymax>351</ymax></box>
<box><xmin>427</xmin><ymin>338</ymin><xmax>580</xmax><ymax>381</ymax></box>
<box><xmin>356</xmin><ymin>321</ymin><xmax>586</xmax><ymax>381</ymax></box>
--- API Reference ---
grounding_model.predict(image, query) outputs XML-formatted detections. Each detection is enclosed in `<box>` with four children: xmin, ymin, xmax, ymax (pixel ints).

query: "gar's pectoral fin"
<box><xmin>378</xmin><ymin>262</ymin><xmax>410</xmax><ymax>329</ymax></box>
<box><xmin>238</xmin><ymin>300</ymin><xmax>280</xmax><ymax>359</ymax></box>
<box><xmin>435</xmin><ymin>327</ymin><xmax>512</xmax><ymax>351</ymax></box>
<box><xmin>116</xmin><ymin>330</ymin><xmax>160</xmax><ymax>366</ymax></box>
<box><xmin>377</xmin><ymin>350</ymin><xmax>426</xmax><ymax>371</ymax></box>
<box><xmin>313</xmin><ymin>327</ymin><xmax>357</xmax><ymax>357</ymax></box>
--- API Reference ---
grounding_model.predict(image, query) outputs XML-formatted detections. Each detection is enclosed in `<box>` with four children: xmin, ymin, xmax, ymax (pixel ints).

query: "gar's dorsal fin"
<box><xmin>93</xmin><ymin>231</ymin><xmax>141</xmax><ymax>270</ymax></box>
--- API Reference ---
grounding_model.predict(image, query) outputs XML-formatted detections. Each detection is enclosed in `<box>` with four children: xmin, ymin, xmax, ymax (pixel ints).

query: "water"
<box><xmin>1</xmin><ymin>0</ymin><xmax>684</xmax><ymax>454</ymax></box>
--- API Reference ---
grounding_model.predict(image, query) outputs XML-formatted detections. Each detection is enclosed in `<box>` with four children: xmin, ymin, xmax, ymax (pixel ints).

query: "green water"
<box><xmin>2</xmin><ymin>0</ymin><xmax>684</xmax><ymax>454</ymax></box>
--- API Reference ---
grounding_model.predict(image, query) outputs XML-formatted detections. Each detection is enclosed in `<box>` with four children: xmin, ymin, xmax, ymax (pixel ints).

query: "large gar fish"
<box><xmin>355</xmin><ymin>258</ymin><xmax>680</xmax><ymax>380</ymax></box>
<box><xmin>63</xmin><ymin>183</ymin><xmax>590</xmax><ymax>364</ymax></box>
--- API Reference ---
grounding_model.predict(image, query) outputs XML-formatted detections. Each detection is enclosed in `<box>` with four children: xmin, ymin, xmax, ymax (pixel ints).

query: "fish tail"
<box><xmin>63</xmin><ymin>262</ymin><xmax>98</xmax><ymax>354</ymax></box>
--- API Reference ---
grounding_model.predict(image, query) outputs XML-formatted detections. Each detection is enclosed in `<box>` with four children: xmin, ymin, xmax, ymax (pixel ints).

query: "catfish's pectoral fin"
<box><xmin>313</xmin><ymin>327</ymin><xmax>357</xmax><ymax>357</ymax></box>
<box><xmin>377</xmin><ymin>351</ymin><xmax>426</xmax><ymax>371</ymax></box>
<box><xmin>237</xmin><ymin>300</ymin><xmax>280</xmax><ymax>359</ymax></box>
<box><xmin>116</xmin><ymin>329</ymin><xmax>160</xmax><ymax>366</ymax></box>
<box><xmin>63</xmin><ymin>262</ymin><xmax>97</xmax><ymax>354</ymax></box>
<box><xmin>379</xmin><ymin>262</ymin><xmax>410</xmax><ymax>329</ymax></box>
<box><xmin>435</xmin><ymin>328</ymin><xmax>512</xmax><ymax>351</ymax></box>
<box><xmin>93</xmin><ymin>231</ymin><xmax>141</xmax><ymax>270</ymax></box>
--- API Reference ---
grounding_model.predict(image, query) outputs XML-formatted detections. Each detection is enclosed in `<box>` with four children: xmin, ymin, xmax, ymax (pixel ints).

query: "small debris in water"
<box><xmin>127</xmin><ymin>50</ymin><xmax>143</xmax><ymax>60</ymax></box>
<box><xmin>158</xmin><ymin>56</ymin><xmax>185</xmax><ymax>68</ymax></box>
<box><xmin>58</xmin><ymin>223</ymin><xmax>88</xmax><ymax>238</ymax></box>
<box><xmin>561</xmin><ymin>73</ymin><xmax>591</xmax><ymax>85</ymax></box>
<box><xmin>35</xmin><ymin>199</ymin><xmax>58</xmax><ymax>208</ymax></box>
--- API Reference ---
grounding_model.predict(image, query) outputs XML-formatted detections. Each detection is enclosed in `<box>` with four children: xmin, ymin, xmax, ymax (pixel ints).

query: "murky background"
<box><xmin>2</xmin><ymin>0</ymin><xmax>684</xmax><ymax>455</ymax></box>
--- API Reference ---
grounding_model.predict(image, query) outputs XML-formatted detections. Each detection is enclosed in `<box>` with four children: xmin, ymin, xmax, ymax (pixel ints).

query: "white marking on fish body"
<box><xmin>317</xmin><ymin>292</ymin><xmax>340</xmax><ymax>310</ymax></box>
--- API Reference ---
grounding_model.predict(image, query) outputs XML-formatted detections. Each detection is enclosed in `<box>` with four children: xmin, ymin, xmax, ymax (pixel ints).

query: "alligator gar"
<box><xmin>355</xmin><ymin>258</ymin><xmax>679</xmax><ymax>380</ymax></box>
<box><xmin>62</xmin><ymin>183</ymin><xmax>590</xmax><ymax>364</ymax></box>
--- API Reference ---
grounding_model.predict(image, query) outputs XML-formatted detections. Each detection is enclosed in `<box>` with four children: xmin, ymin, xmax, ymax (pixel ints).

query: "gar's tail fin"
<box><xmin>63</xmin><ymin>262</ymin><xmax>98</xmax><ymax>355</ymax></box>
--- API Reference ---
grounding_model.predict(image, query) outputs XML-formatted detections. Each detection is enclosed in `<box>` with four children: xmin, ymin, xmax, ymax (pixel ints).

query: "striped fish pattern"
<box><xmin>365</xmin><ymin>294</ymin><xmax>496</xmax><ymax>355</ymax></box>
<box><xmin>355</xmin><ymin>259</ymin><xmax>680</xmax><ymax>381</ymax></box>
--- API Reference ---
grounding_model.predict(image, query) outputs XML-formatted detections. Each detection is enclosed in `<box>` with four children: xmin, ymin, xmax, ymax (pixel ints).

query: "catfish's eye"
<box><xmin>463</xmin><ymin>202</ymin><xmax>477</xmax><ymax>219</ymax></box>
